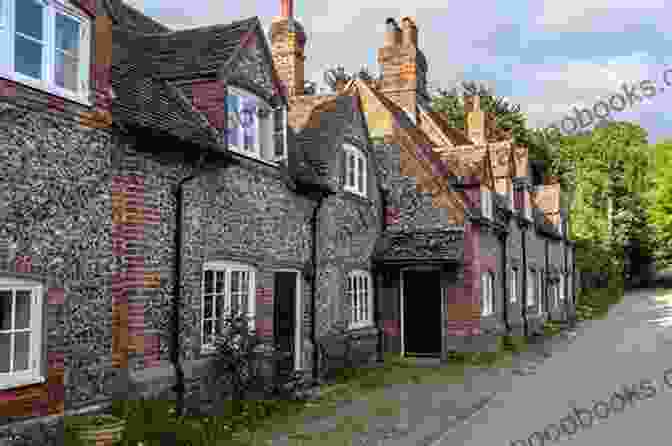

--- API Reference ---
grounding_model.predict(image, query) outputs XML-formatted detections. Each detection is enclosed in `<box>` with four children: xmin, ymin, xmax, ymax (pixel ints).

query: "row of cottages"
<box><xmin>0</xmin><ymin>0</ymin><xmax>576</xmax><ymax>430</ymax></box>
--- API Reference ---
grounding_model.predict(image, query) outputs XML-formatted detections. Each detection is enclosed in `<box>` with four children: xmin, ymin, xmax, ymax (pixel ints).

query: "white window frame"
<box><xmin>343</xmin><ymin>143</ymin><xmax>367</xmax><ymax>198</ymax></box>
<box><xmin>201</xmin><ymin>261</ymin><xmax>256</xmax><ymax>352</ymax></box>
<box><xmin>524</xmin><ymin>194</ymin><xmax>532</xmax><ymax>220</ymax></box>
<box><xmin>481</xmin><ymin>188</ymin><xmax>493</xmax><ymax>219</ymax></box>
<box><xmin>510</xmin><ymin>266</ymin><xmax>518</xmax><ymax>303</ymax></box>
<box><xmin>480</xmin><ymin>271</ymin><xmax>495</xmax><ymax>316</ymax></box>
<box><xmin>0</xmin><ymin>278</ymin><xmax>44</xmax><ymax>390</ymax></box>
<box><xmin>226</xmin><ymin>86</ymin><xmax>285</xmax><ymax>165</ymax></box>
<box><xmin>527</xmin><ymin>269</ymin><xmax>536</xmax><ymax>307</ymax></box>
<box><xmin>0</xmin><ymin>0</ymin><xmax>91</xmax><ymax>106</ymax></box>
<box><xmin>347</xmin><ymin>269</ymin><xmax>373</xmax><ymax>329</ymax></box>
<box><xmin>560</xmin><ymin>275</ymin><xmax>566</xmax><ymax>301</ymax></box>
<box><xmin>538</xmin><ymin>270</ymin><xmax>544</xmax><ymax>314</ymax></box>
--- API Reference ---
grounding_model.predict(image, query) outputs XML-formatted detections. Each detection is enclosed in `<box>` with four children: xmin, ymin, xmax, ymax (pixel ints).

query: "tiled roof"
<box><xmin>349</xmin><ymin>79</ymin><xmax>468</xmax><ymax>221</ymax></box>
<box><xmin>110</xmin><ymin>66</ymin><xmax>221</xmax><ymax>149</ymax></box>
<box><xmin>111</xmin><ymin>17</ymin><xmax>257</xmax><ymax>80</ymax></box>
<box><xmin>534</xmin><ymin>183</ymin><xmax>561</xmax><ymax>215</ymax></box>
<box><xmin>434</xmin><ymin>145</ymin><xmax>495</xmax><ymax>188</ymax></box>
<box><xmin>419</xmin><ymin>106</ymin><xmax>473</xmax><ymax>146</ymax></box>
<box><xmin>106</xmin><ymin>1</ymin><xmax>263</xmax><ymax>151</ymax></box>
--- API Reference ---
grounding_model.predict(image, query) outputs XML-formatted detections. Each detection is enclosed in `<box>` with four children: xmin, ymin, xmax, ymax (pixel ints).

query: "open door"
<box><xmin>274</xmin><ymin>271</ymin><xmax>299</xmax><ymax>374</ymax></box>
<box><xmin>403</xmin><ymin>270</ymin><xmax>442</xmax><ymax>357</ymax></box>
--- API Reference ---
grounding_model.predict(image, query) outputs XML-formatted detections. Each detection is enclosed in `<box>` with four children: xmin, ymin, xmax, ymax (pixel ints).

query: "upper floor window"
<box><xmin>201</xmin><ymin>261</ymin><xmax>256</xmax><ymax>352</ymax></box>
<box><xmin>0</xmin><ymin>0</ymin><xmax>91</xmax><ymax>105</ymax></box>
<box><xmin>0</xmin><ymin>278</ymin><xmax>44</xmax><ymax>390</ymax></box>
<box><xmin>480</xmin><ymin>271</ymin><xmax>495</xmax><ymax>316</ymax></box>
<box><xmin>346</xmin><ymin>270</ymin><xmax>372</xmax><ymax>329</ymax></box>
<box><xmin>226</xmin><ymin>86</ymin><xmax>286</xmax><ymax>164</ymax></box>
<box><xmin>344</xmin><ymin>143</ymin><xmax>367</xmax><ymax>198</ymax></box>
<box><xmin>481</xmin><ymin>188</ymin><xmax>493</xmax><ymax>219</ymax></box>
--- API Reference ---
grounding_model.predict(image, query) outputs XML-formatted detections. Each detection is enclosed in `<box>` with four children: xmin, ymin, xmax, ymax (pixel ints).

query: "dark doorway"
<box><xmin>274</xmin><ymin>271</ymin><xmax>297</xmax><ymax>375</ymax></box>
<box><xmin>403</xmin><ymin>270</ymin><xmax>442</xmax><ymax>357</ymax></box>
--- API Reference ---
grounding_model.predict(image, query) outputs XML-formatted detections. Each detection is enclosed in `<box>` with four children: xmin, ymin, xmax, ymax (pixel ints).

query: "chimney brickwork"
<box><xmin>270</xmin><ymin>0</ymin><xmax>306</xmax><ymax>98</ymax></box>
<box><xmin>377</xmin><ymin>17</ymin><xmax>427</xmax><ymax>123</ymax></box>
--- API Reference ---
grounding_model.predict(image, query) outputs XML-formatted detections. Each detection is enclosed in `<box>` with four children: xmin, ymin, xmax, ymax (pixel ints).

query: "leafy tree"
<box><xmin>648</xmin><ymin>139</ymin><xmax>672</xmax><ymax>267</ymax></box>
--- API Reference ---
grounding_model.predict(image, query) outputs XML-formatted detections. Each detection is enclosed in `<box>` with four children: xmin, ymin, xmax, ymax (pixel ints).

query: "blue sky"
<box><xmin>124</xmin><ymin>0</ymin><xmax>671</xmax><ymax>144</ymax></box>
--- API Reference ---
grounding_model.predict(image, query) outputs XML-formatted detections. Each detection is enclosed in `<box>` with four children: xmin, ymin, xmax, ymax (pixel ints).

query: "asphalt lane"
<box><xmin>436</xmin><ymin>283</ymin><xmax>672</xmax><ymax>446</ymax></box>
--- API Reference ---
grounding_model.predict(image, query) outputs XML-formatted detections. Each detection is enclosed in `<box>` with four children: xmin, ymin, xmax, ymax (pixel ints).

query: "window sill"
<box><xmin>0</xmin><ymin>375</ymin><xmax>46</xmax><ymax>391</ymax></box>
<box><xmin>342</xmin><ymin>189</ymin><xmax>372</xmax><ymax>205</ymax></box>
<box><xmin>348</xmin><ymin>322</ymin><xmax>374</xmax><ymax>331</ymax></box>
<box><xmin>228</xmin><ymin>148</ymin><xmax>285</xmax><ymax>167</ymax></box>
<box><xmin>0</xmin><ymin>72</ymin><xmax>91</xmax><ymax>107</ymax></box>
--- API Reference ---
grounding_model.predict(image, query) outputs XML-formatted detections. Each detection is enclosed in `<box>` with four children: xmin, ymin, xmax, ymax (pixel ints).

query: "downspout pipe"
<box><xmin>309</xmin><ymin>189</ymin><xmax>332</xmax><ymax>382</ymax></box>
<box><xmin>501</xmin><ymin>229</ymin><xmax>510</xmax><ymax>333</ymax></box>
<box><xmin>521</xmin><ymin>213</ymin><xmax>529</xmax><ymax>337</ymax></box>
<box><xmin>171</xmin><ymin>152</ymin><xmax>209</xmax><ymax>418</ymax></box>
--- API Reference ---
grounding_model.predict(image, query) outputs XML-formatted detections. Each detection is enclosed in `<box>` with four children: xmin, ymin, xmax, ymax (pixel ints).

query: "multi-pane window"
<box><xmin>481</xmin><ymin>188</ymin><xmax>493</xmax><ymax>219</ymax></box>
<box><xmin>201</xmin><ymin>262</ymin><xmax>256</xmax><ymax>350</ymax></box>
<box><xmin>0</xmin><ymin>280</ymin><xmax>43</xmax><ymax>390</ymax></box>
<box><xmin>0</xmin><ymin>0</ymin><xmax>91</xmax><ymax>103</ymax></box>
<box><xmin>346</xmin><ymin>270</ymin><xmax>372</xmax><ymax>328</ymax></box>
<box><xmin>510</xmin><ymin>267</ymin><xmax>518</xmax><ymax>303</ymax></box>
<box><xmin>527</xmin><ymin>269</ymin><xmax>536</xmax><ymax>307</ymax></box>
<box><xmin>538</xmin><ymin>271</ymin><xmax>544</xmax><ymax>313</ymax></box>
<box><xmin>343</xmin><ymin>144</ymin><xmax>367</xmax><ymax>198</ymax></box>
<box><xmin>480</xmin><ymin>271</ymin><xmax>495</xmax><ymax>316</ymax></box>
<box><xmin>226</xmin><ymin>86</ymin><xmax>286</xmax><ymax>163</ymax></box>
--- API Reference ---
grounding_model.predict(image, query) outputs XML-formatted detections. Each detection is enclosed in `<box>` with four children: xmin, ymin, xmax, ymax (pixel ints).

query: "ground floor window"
<box><xmin>201</xmin><ymin>262</ymin><xmax>256</xmax><ymax>351</ymax></box>
<box><xmin>347</xmin><ymin>270</ymin><xmax>373</xmax><ymax>329</ymax></box>
<box><xmin>480</xmin><ymin>271</ymin><xmax>495</xmax><ymax>316</ymax></box>
<box><xmin>510</xmin><ymin>267</ymin><xmax>518</xmax><ymax>303</ymax></box>
<box><xmin>0</xmin><ymin>279</ymin><xmax>43</xmax><ymax>390</ymax></box>
<box><xmin>527</xmin><ymin>269</ymin><xmax>536</xmax><ymax>307</ymax></box>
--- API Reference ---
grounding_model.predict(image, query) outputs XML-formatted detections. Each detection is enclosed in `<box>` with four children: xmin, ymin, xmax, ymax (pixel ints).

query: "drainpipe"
<box><xmin>545</xmin><ymin>238</ymin><xmax>549</xmax><ymax>321</ymax></box>
<box><xmin>501</xmin><ymin>230</ymin><xmax>510</xmax><ymax>333</ymax></box>
<box><xmin>521</xmin><ymin>207</ymin><xmax>529</xmax><ymax>337</ymax></box>
<box><xmin>171</xmin><ymin>152</ymin><xmax>209</xmax><ymax>418</ymax></box>
<box><xmin>310</xmin><ymin>191</ymin><xmax>328</xmax><ymax>382</ymax></box>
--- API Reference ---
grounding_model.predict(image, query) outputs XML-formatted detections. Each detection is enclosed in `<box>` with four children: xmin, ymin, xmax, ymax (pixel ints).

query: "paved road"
<box><xmin>435</xmin><ymin>280</ymin><xmax>672</xmax><ymax>446</ymax></box>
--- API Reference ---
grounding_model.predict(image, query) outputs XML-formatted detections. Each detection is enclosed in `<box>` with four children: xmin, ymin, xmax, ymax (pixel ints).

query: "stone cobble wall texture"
<box><xmin>0</xmin><ymin>100</ymin><xmax>116</xmax><ymax>415</ymax></box>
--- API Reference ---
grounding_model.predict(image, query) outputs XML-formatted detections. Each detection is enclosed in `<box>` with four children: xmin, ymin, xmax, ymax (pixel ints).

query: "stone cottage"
<box><xmin>0</xmin><ymin>0</ymin><xmax>576</xmax><ymax>436</ymax></box>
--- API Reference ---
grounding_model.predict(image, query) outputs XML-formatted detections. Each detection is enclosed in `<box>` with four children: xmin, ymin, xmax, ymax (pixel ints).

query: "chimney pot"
<box><xmin>400</xmin><ymin>16</ymin><xmax>418</xmax><ymax>47</ymax></box>
<box><xmin>384</xmin><ymin>18</ymin><xmax>401</xmax><ymax>46</ymax></box>
<box><xmin>281</xmin><ymin>0</ymin><xmax>293</xmax><ymax>18</ymax></box>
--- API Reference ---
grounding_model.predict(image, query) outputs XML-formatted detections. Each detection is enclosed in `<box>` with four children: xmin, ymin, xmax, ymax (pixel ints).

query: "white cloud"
<box><xmin>537</xmin><ymin>0</ymin><xmax>668</xmax><ymax>31</ymax></box>
<box><xmin>515</xmin><ymin>54</ymin><xmax>658</xmax><ymax>130</ymax></box>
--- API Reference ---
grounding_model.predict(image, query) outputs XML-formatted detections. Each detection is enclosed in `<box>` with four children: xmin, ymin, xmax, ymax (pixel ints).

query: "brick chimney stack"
<box><xmin>270</xmin><ymin>0</ymin><xmax>306</xmax><ymax>97</ymax></box>
<box><xmin>464</xmin><ymin>94</ymin><xmax>486</xmax><ymax>144</ymax></box>
<box><xmin>377</xmin><ymin>16</ymin><xmax>428</xmax><ymax>123</ymax></box>
<box><xmin>400</xmin><ymin>16</ymin><xmax>418</xmax><ymax>47</ymax></box>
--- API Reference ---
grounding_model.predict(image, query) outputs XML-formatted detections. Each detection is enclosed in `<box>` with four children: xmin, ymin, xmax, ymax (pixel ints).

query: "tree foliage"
<box><xmin>647</xmin><ymin>139</ymin><xmax>672</xmax><ymax>266</ymax></box>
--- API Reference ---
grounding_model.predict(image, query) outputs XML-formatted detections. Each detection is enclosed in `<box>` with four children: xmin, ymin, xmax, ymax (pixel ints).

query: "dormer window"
<box><xmin>0</xmin><ymin>0</ymin><xmax>91</xmax><ymax>105</ymax></box>
<box><xmin>481</xmin><ymin>188</ymin><xmax>493</xmax><ymax>219</ymax></box>
<box><xmin>226</xmin><ymin>86</ymin><xmax>286</xmax><ymax>164</ymax></box>
<box><xmin>344</xmin><ymin>143</ymin><xmax>367</xmax><ymax>198</ymax></box>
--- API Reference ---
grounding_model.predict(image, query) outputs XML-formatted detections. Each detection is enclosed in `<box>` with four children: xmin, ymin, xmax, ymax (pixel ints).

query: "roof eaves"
<box><xmin>163</xmin><ymin>80</ymin><xmax>222</xmax><ymax>147</ymax></box>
